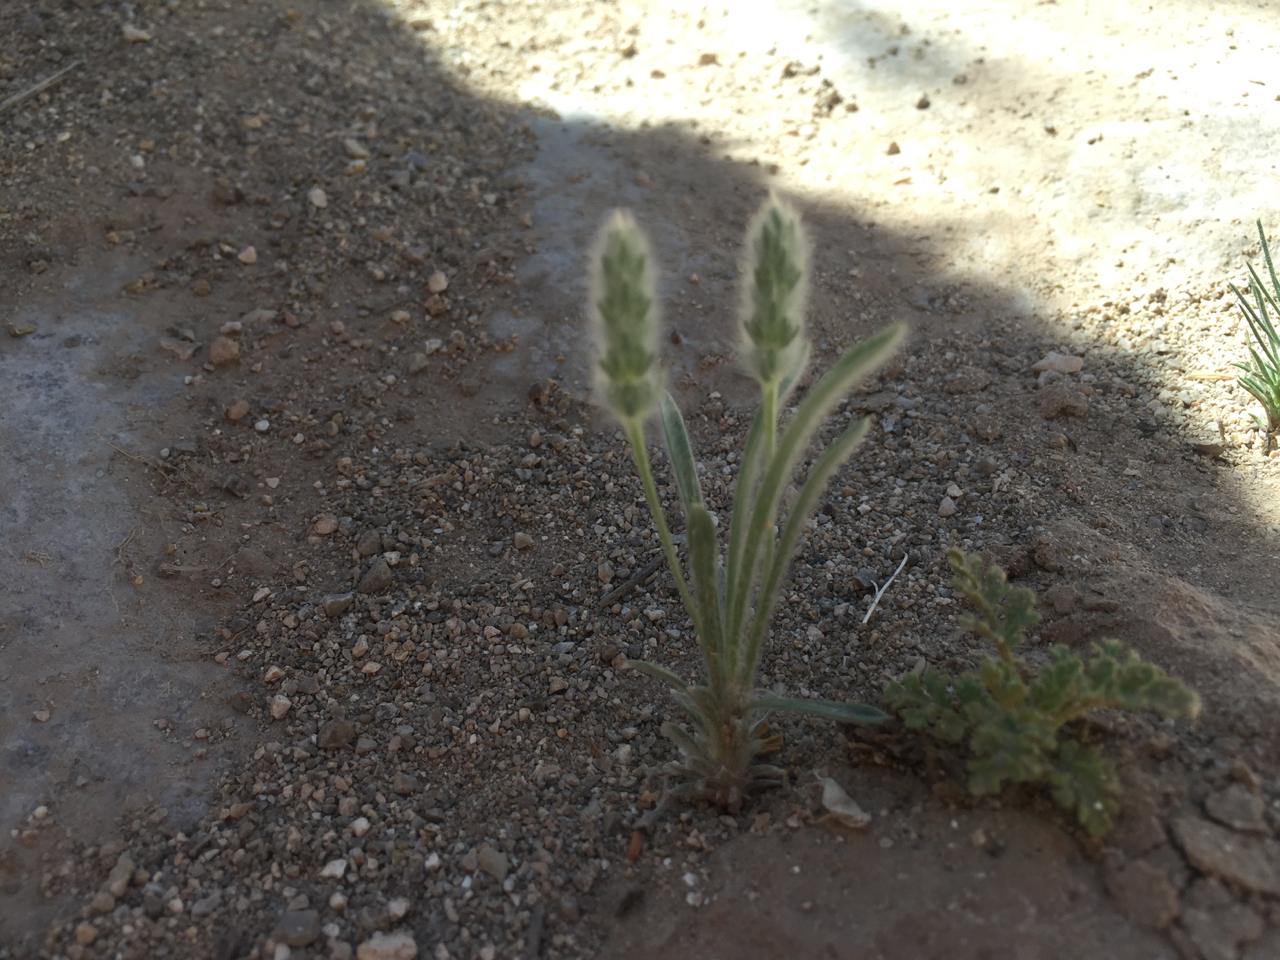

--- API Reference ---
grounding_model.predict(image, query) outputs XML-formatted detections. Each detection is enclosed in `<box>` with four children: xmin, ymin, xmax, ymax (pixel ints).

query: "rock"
<box><xmin>209</xmin><ymin>337</ymin><xmax>240</xmax><ymax>366</ymax></box>
<box><xmin>425</xmin><ymin>294</ymin><xmax>448</xmax><ymax>316</ymax></box>
<box><xmin>514</xmin><ymin>532</ymin><xmax>534</xmax><ymax>550</ymax></box>
<box><xmin>1181</xmin><ymin>904</ymin><xmax>1265</xmax><ymax>960</ymax></box>
<box><xmin>227</xmin><ymin>690</ymin><xmax>253</xmax><ymax>714</ymax></box>
<box><xmin>355</xmin><ymin>737</ymin><xmax>378</xmax><ymax>754</ymax></box>
<box><xmin>320</xmin><ymin>859</ymin><xmax>347</xmax><ymax>879</ymax></box>
<box><xmin>1039</xmin><ymin>383</ymin><xmax>1089</xmax><ymax>419</ymax></box>
<box><xmin>1042</xmin><ymin>583</ymin><xmax>1081</xmax><ymax>616</ymax></box>
<box><xmin>212</xmin><ymin>178</ymin><xmax>241</xmax><ymax>205</ymax></box>
<box><xmin>356</xmin><ymin>931</ymin><xmax>417</xmax><ymax>960</ymax></box>
<box><xmin>598</xmin><ymin>562</ymin><xmax>615</xmax><ymax>584</ymax></box>
<box><xmin>458</xmin><ymin>378</ymin><xmax>481</xmax><ymax>397</ymax></box>
<box><xmin>191</xmin><ymin>892</ymin><xmax>221</xmax><ymax>917</ymax></box>
<box><xmin>477</xmin><ymin>844</ymin><xmax>509</xmax><ymax>882</ymax></box>
<box><xmin>338</xmin><ymin>796</ymin><xmax>360</xmax><ymax>817</ymax></box>
<box><xmin>319</xmin><ymin>720</ymin><xmax>356</xmax><ymax>750</ymax></box>
<box><xmin>459</xmin><ymin>849</ymin><xmax>480</xmax><ymax>872</ymax></box>
<box><xmin>158</xmin><ymin>337</ymin><xmax>196</xmax><ymax>361</ymax></box>
<box><xmin>548</xmin><ymin>677</ymin><xmax>569</xmax><ymax>694</ymax></box>
<box><xmin>1205</xmin><ymin>784</ymin><xmax>1270</xmax><ymax>835</ymax></box>
<box><xmin>103</xmin><ymin>853</ymin><xmax>134</xmax><ymax>898</ymax></box>
<box><xmin>972</xmin><ymin>415</ymin><xmax>1003</xmax><ymax>442</ymax></box>
<box><xmin>1243</xmin><ymin>928</ymin><xmax>1280</xmax><ymax>960</ymax></box>
<box><xmin>1172</xmin><ymin>817</ymin><xmax>1280</xmax><ymax>895</ymax></box>
<box><xmin>89</xmin><ymin>891</ymin><xmax>116</xmax><ymax>914</ymax></box>
<box><xmin>237</xmin><ymin>246</ymin><xmax>257</xmax><ymax>264</ymax></box>
<box><xmin>358</xmin><ymin>557</ymin><xmax>394</xmax><ymax>595</ymax></box>
<box><xmin>276</xmin><ymin>910</ymin><xmax>321</xmax><ymax>947</ymax></box>
<box><xmin>1032</xmin><ymin>351</ymin><xmax>1084</xmax><ymax>374</ymax></box>
<box><xmin>121</xmin><ymin>23</ymin><xmax>152</xmax><ymax>42</ymax></box>
<box><xmin>1104</xmin><ymin>860</ymin><xmax>1179</xmax><ymax>930</ymax></box>
<box><xmin>314</xmin><ymin>515</ymin><xmax>339</xmax><ymax>535</ymax></box>
<box><xmin>428</xmin><ymin>271</ymin><xmax>449</xmax><ymax>294</ymax></box>
<box><xmin>937</xmin><ymin>496</ymin><xmax>957</xmax><ymax>518</ymax></box>
<box><xmin>74</xmin><ymin>923</ymin><xmax>98</xmax><ymax>945</ymax></box>
<box><xmin>357</xmin><ymin>530</ymin><xmax>383</xmax><ymax>557</ymax></box>
<box><xmin>226</xmin><ymin>400</ymin><xmax>250</xmax><ymax>421</ymax></box>
<box><xmin>343</xmin><ymin>138</ymin><xmax>371</xmax><ymax>160</ymax></box>
<box><xmin>308</xmin><ymin>187</ymin><xmax>328</xmax><ymax>209</ymax></box>
<box><xmin>387</xmin><ymin>897</ymin><xmax>409</xmax><ymax>922</ymax></box>
<box><xmin>849</xmin><ymin>391</ymin><xmax>897</xmax><ymax>413</ymax></box>
<box><xmin>392</xmin><ymin>772</ymin><xmax>418</xmax><ymax>796</ymax></box>
<box><xmin>943</xmin><ymin>365</ymin><xmax>991</xmax><ymax>394</ymax></box>
<box><xmin>6</xmin><ymin>320</ymin><xmax>37</xmax><ymax>337</ymax></box>
<box><xmin>269</xmin><ymin>695</ymin><xmax>293</xmax><ymax>720</ymax></box>
<box><xmin>323</xmin><ymin>592</ymin><xmax>354</xmax><ymax>617</ymax></box>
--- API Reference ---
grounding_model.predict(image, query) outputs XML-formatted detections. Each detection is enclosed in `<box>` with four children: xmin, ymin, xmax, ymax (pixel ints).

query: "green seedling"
<box><xmin>1230</xmin><ymin>219</ymin><xmax>1280</xmax><ymax>439</ymax></box>
<box><xmin>589</xmin><ymin>199</ymin><xmax>904</xmax><ymax>807</ymax></box>
<box><xmin>885</xmin><ymin>549</ymin><xmax>1200</xmax><ymax>836</ymax></box>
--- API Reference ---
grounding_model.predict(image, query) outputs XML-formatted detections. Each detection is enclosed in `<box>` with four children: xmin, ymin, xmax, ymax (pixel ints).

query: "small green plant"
<box><xmin>885</xmin><ymin>549</ymin><xmax>1200</xmax><ymax>836</ymax></box>
<box><xmin>1230</xmin><ymin>219</ymin><xmax>1280</xmax><ymax>439</ymax></box>
<box><xmin>589</xmin><ymin>199</ymin><xmax>905</xmax><ymax>807</ymax></box>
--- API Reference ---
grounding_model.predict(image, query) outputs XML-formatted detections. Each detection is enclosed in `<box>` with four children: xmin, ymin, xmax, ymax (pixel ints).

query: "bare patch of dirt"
<box><xmin>3</xmin><ymin>2</ymin><xmax>1280</xmax><ymax>960</ymax></box>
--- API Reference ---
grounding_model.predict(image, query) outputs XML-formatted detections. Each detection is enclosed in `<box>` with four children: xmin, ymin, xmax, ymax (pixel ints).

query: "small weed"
<box><xmin>885</xmin><ymin>549</ymin><xmax>1200</xmax><ymax>836</ymax></box>
<box><xmin>589</xmin><ymin>197</ymin><xmax>904</xmax><ymax>807</ymax></box>
<box><xmin>1230</xmin><ymin>219</ymin><xmax>1280</xmax><ymax>439</ymax></box>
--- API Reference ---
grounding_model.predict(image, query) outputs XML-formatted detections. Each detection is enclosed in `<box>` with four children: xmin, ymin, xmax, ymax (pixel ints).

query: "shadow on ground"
<box><xmin>2</xmin><ymin>0</ymin><xmax>1279</xmax><ymax>957</ymax></box>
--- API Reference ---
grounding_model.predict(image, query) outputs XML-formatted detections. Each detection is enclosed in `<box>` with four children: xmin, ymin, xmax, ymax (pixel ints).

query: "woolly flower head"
<box><xmin>739</xmin><ymin>193</ymin><xmax>811</xmax><ymax>395</ymax></box>
<box><xmin>589</xmin><ymin>210</ymin><xmax>663</xmax><ymax>422</ymax></box>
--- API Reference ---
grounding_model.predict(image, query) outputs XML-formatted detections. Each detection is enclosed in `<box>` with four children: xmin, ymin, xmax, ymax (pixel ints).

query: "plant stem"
<box><xmin>624</xmin><ymin>417</ymin><xmax>702</xmax><ymax>653</ymax></box>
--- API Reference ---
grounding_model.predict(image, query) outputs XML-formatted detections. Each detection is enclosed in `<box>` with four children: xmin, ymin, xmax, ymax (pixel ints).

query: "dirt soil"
<box><xmin>3</xmin><ymin>1</ymin><xmax>1280</xmax><ymax>959</ymax></box>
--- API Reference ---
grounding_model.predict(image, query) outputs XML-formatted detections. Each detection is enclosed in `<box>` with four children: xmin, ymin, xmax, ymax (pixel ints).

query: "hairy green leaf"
<box><xmin>660</xmin><ymin>391</ymin><xmax>704</xmax><ymax>514</ymax></box>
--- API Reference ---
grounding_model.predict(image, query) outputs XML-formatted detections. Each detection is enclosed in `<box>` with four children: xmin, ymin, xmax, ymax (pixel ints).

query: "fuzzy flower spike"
<box><xmin>740</xmin><ymin>193</ymin><xmax>810</xmax><ymax>399</ymax></box>
<box><xmin>590</xmin><ymin>210</ymin><xmax>663</xmax><ymax>425</ymax></box>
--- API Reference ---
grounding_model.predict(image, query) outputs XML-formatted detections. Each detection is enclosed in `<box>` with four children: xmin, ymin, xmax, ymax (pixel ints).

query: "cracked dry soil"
<box><xmin>4</xmin><ymin>2</ymin><xmax>1280</xmax><ymax>960</ymax></box>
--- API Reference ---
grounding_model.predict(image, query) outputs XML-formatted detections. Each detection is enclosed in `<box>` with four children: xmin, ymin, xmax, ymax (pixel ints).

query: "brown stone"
<box><xmin>1104</xmin><ymin>860</ymin><xmax>1179</xmax><ymax>930</ymax></box>
<box><xmin>392</xmin><ymin>772</ymin><xmax>418</xmax><ymax>796</ymax></box>
<box><xmin>1182</xmin><ymin>904</ymin><xmax>1265</xmax><ymax>960</ymax></box>
<box><xmin>1205</xmin><ymin>784</ymin><xmax>1270</xmax><ymax>836</ymax></box>
<box><xmin>226</xmin><ymin>400</ymin><xmax>250</xmax><ymax>421</ymax></box>
<box><xmin>1172</xmin><ymin>817</ymin><xmax>1280</xmax><ymax>895</ymax></box>
<box><xmin>358</xmin><ymin>557</ymin><xmax>394</xmax><ymax>595</ymax></box>
<box><xmin>944</xmin><ymin>365</ymin><xmax>992</xmax><ymax>394</ymax></box>
<box><xmin>971</xmin><ymin>414</ymin><xmax>1003</xmax><ymax>442</ymax></box>
<box><xmin>318</xmin><ymin>720</ymin><xmax>356</xmax><ymax>750</ymax></box>
<box><xmin>209</xmin><ymin>337</ymin><xmax>240</xmax><ymax>366</ymax></box>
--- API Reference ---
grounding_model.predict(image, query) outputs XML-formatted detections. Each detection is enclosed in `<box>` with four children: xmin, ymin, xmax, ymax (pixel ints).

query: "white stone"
<box><xmin>1031</xmin><ymin>351</ymin><xmax>1084</xmax><ymax>374</ymax></box>
<box><xmin>319</xmin><ymin>859</ymin><xmax>347</xmax><ymax>879</ymax></box>
<box><xmin>938</xmin><ymin>496</ymin><xmax>958</xmax><ymax>518</ymax></box>
<box><xmin>356</xmin><ymin>930</ymin><xmax>418</xmax><ymax>960</ymax></box>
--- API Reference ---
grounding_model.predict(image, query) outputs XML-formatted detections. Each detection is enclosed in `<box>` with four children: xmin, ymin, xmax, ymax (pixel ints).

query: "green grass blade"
<box><xmin>751</xmin><ymin>696</ymin><xmax>888</xmax><ymax>724</ymax></box>
<box><xmin>686</xmin><ymin>504</ymin><xmax>726</xmax><ymax>688</ymax></box>
<box><xmin>724</xmin><ymin>405</ymin><xmax>768</xmax><ymax>664</ymax></box>
<box><xmin>627</xmin><ymin>659</ymin><xmax>690</xmax><ymax>692</ymax></box>
<box><xmin>659</xmin><ymin>390</ymin><xmax>704</xmax><ymax>514</ymax></box>
<box><xmin>1258</xmin><ymin>219</ymin><xmax>1280</xmax><ymax>302</ymax></box>
<box><xmin>661</xmin><ymin>721</ymin><xmax>708</xmax><ymax>763</ymax></box>
<box><xmin>726</xmin><ymin>324</ymin><xmax>905</xmax><ymax>661</ymax></box>
<box><xmin>740</xmin><ymin>418</ymin><xmax>871</xmax><ymax>683</ymax></box>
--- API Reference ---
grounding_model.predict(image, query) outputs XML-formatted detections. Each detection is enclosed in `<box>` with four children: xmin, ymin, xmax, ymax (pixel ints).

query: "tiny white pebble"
<box><xmin>255</xmin><ymin>420</ymin><xmax>270</xmax><ymax>432</ymax></box>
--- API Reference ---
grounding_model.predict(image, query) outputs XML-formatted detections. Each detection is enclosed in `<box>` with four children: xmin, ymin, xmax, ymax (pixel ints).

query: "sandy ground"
<box><xmin>3</xmin><ymin>1</ymin><xmax>1280</xmax><ymax>958</ymax></box>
